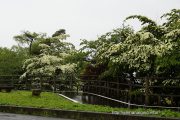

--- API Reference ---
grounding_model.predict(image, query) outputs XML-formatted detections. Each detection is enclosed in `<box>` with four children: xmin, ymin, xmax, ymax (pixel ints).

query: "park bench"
<box><xmin>0</xmin><ymin>85</ymin><xmax>14</xmax><ymax>92</ymax></box>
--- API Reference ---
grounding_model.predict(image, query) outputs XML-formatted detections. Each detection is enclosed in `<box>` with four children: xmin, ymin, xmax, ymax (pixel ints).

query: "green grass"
<box><xmin>0</xmin><ymin>91</ymin><xmax>179</xmax><ymax>118</ymax></box>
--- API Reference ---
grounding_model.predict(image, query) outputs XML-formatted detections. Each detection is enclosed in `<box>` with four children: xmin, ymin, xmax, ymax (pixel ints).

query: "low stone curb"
<box><xmin>0</xmin><ymin>105</ymin><xmax>179</xmax><ymax>120</ymax></box>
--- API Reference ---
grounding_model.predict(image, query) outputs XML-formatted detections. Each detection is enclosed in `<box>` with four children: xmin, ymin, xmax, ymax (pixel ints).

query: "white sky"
<box><xmin>0</xmin><ymin>0</ymin><xmax>179</xmax><ymax>49</ymax></box>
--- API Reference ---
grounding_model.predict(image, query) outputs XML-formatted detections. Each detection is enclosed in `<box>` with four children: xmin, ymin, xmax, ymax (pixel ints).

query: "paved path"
<box><xmin>0</xmin><ymin>112</ymin><xmax>74</xmax><ymax>120</ymax></box>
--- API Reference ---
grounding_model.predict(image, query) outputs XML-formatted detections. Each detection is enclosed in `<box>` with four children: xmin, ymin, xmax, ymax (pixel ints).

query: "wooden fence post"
<box><xmin>117</xmin><ymin>79</ymin><xmax>120</xmax><ymax>99</ymax></box>
<box><xmin>158</xmin><ymin>96</ymin><xmax>161</xmax><ymax>106</ymax></box>
<box><xmin>128</xmin><ymin>79</ymin><xmax>132</xmax><ymax>108</ymax></box>
<box><xmin>53</xmin><ymin>75</ymin><xmax>56</xmax><ymax>92</ymax></box>
<box><xmin>11</xmin><ymin>76</ymin><xmax>14</xmax><ymax>87</ymax></box>
<box><xmin>145</xmin><ymin>77</ymin><xmax>150</xmax><ymax>106</ymax></box>
<box><xmin>40</xmin><ymin>75</ymin><xmax>42</xmax><ymax>91</ymax></box>
<box><xmin>106</xmin><ymin>80</ymin><xmax>109</xmax><ymax>97</ymax></box>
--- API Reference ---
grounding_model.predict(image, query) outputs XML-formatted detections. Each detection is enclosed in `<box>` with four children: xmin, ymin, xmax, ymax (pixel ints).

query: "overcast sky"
<box><xmin>0</xmin><ymin>0</ymin><xmax>179</xmax><ymax>49</ymax></box>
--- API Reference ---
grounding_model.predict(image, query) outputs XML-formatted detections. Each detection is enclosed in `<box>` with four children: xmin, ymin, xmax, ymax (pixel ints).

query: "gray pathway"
<box><xmin>0</xmin><ymin>112</ymin><xmax>74</xmax><ymax>120</ymax></box>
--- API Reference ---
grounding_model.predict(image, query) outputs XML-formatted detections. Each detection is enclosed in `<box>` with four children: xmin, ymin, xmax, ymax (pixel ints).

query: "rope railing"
<box><xmin>85</xmin><ymin>92</ymin><xmax>180</xmax><ymax>110</ymax></box>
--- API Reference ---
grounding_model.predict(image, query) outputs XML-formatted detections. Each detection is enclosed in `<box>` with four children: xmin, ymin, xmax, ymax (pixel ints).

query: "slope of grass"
<box><xmin>0</xmin><ymin>91</ymin><xmax>179</xmax><ymax>118</ymax></box>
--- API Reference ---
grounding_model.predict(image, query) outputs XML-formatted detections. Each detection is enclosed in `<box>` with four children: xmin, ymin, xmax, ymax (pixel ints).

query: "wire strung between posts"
<box><xmin>85</xmin><ymin>92</ymin><xmax>180</xmax><ymax>110</ymax></box>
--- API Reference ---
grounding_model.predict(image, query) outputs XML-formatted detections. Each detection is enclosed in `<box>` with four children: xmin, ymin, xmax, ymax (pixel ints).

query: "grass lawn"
<box><xmin>0</xmin><ymin>91</ymin><xmax>179</xmax><ymax>118</ymax></box>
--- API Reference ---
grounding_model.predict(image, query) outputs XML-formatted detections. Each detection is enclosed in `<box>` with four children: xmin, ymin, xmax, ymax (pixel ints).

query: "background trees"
<box><xmin>79</xmin><ymin>9</ymin><xmax>180</xmax><ymax>79</ymax></box>
<box><xmin>0</xmin><ymin>9</ymin><xmax>179</xmax><ymax>106</ymax></box>
<box><xmin>77</xmin><ymin>9</ymin><xmax>180</xmax><ymax>105</ymax></box>
<box><xmin>0</xmin><ymin>47</ymin><xmax>28</xmax><ymax>75</ymax></box>
<box><xmin>0</xmin><ymin>9</ymin><xmax>179</xmax><ymax>89</ymax></box>
<box><xmin>19</xmin><ymin>29</ymin><xmax>77</xmax><ymax>78</ymax></box>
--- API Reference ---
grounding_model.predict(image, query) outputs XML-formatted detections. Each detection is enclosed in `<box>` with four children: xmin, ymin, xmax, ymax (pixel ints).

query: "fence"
<box><xmin>81</xmin><ymin>75</ymin><xmax>180</xmax><ymax>110</ymax></box>
<box><xmin>0</xmin><ymin>75</ymin><xmax>78</xmax><ymax>92</ymax></box>
<box><xmin>0</xmin><ymin>75</ymin><xmax>179</xmax><ymax>110</ymax></box>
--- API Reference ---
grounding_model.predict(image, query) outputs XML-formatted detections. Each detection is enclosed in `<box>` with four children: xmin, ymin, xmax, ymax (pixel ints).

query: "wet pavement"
<box><xmin>0</xmin><ymin>112</ymin><xmax>74</xmax><ymax>120</ymax></box>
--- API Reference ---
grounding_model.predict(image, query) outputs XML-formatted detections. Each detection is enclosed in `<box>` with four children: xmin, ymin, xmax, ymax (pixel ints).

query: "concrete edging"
<box><xmin>0</xmin><ymin>105</ymin><xmax>179</xmax><ymax>120</ymax></box>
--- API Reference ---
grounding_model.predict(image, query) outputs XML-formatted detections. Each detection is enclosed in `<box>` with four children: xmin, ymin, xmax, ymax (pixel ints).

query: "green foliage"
<box><xmin>14</xmin><ymin>31</ymin><xmax>46</xmax><ymax>55</ymax></box>
<box><xmin>0</xmin><ymin>47</ymin><xmax>28</xmax><ymax>75</ymax></box>
<box><xmin>125</xmin><ymin>14</ymin><xmax>167</xmax><ymax>39</ymax></box>
<box><xmin>52</xmin><ymin>29</ymin><xmax>66</xmax><ymax>37</ymax></box>
<box><xmin>155</xmin><ymin>23</ymin><xmax>180</xmax><ymax>77</ymax></box>
<box><xmin>22</xmin><ymin>55</ymin><xmax>62</xmax><ymax>77</ymax></box>
<box><xmin>1</xmin><ymin>9</ymin><xmax>179</xmax><ymax>87</ymax></box>
<box><xmin>80</xmin><ymin>26</ymin><xmax>134</xmax><ymax>57</ymax></box>
<box><xmin>20</xmin><ymin>29</ymin><xmax>78</xmax><ymax>79</ymax></box>
<box><xmin>80</xmin><ymin>26</ymin><xmax>134</xmax><ymax>77</ymax></box>
<box><xmin>106</xmin><ymin>31</ymin><xmax>172</xmax><ymax>75</ymax></box>
<box><xmin>63</xmin><ymin>51</ymin><xmax>89</xmax><ymax>74</ymax></box>
<box><xmin>125</xmin><ymin>15</ymin><xmax>157</xmax><ymax>26</ymax></box>
<box><xmin>161</xmin><ymin>9</ymin><xmax>180</xmax><ymax>30</ymax></box>
<box><xmin>81</xmin><ymin>9</ymin><xmax>180</xmax><ymax>79</ymax></box>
